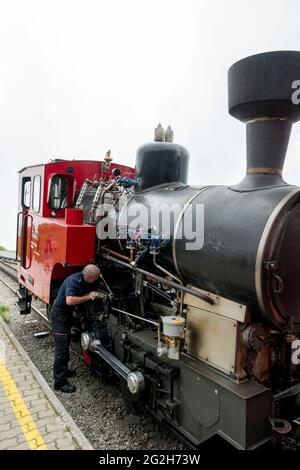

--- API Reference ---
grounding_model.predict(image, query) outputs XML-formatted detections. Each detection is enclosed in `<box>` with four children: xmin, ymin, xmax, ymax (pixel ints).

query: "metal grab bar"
<box><xmin>24</xmin><ymin>214</ymin><xmax>33</xmax><ymax>270</ymax></box>
<box><xmin>15</xmin><ymin>211</ymin><xmax>23</xmax><ymax>262</ymax></box>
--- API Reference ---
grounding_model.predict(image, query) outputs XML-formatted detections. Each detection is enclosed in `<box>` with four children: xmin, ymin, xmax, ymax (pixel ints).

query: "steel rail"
<box><xmin>0</xmin><ymin>263</ymin><xmax>49</xmax><ymax>324</ymax></box>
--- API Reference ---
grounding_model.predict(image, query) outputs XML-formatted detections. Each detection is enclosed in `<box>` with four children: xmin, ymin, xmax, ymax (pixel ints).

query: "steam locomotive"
<box><xmin>16</xmin><ymin>51</ymin><xmax>300</xmax><ymax>449</ymax></box>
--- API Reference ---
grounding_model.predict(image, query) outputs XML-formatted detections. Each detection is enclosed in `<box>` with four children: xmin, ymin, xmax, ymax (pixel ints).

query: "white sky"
<box><xmin>1</xmin><ymin>0</ymin><xmax>300</xmax><ymax>249</ymax></box>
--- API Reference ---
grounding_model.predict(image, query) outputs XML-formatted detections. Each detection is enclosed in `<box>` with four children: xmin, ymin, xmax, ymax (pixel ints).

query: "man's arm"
<box><xmin>66</xmin><ymin>291</ymin><xmax>101</xmax><ymax>306</ymax></box>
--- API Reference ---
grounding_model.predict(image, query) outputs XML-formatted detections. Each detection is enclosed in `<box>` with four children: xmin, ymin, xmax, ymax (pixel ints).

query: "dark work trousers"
<box><xmin>50</xmin><ymin>303</ymin><xmax>72</xmax><ymax>388</ymax></box>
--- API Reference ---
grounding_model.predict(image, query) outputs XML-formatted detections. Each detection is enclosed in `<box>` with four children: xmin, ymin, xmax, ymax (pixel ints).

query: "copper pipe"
<box><xmin>102</xmin><ymin>253</ymin><xmax>214</xmax><ymax>306</ymax></box>
<box><xmin>102</xmin><ymin>247</ymin><xmax>131</xmax><ymax>262</ymax></box>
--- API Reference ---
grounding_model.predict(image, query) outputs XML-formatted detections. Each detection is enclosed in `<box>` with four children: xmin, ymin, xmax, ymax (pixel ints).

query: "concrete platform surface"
<box><xmin>0</xmin><ymin>319</ymin><xmax>92</xmax><ymax>450</ymax></box>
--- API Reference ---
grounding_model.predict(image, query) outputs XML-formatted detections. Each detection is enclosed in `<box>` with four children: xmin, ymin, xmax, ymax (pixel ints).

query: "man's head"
<box><xmin>82</xmin><ymin>264</ymin><xmax>101</xmax><ymax>284</ymax></box>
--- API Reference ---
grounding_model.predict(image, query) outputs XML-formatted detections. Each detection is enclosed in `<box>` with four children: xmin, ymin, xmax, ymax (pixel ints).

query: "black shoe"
<box><xmin>66</xmin><ymin>369</ymin><xmax>76</xmax><ymax>377</ymax></box>
<box><xmin>54</xmin><ymin>383</ymin><xmax>76</xmax><ymax>393</ymax></box>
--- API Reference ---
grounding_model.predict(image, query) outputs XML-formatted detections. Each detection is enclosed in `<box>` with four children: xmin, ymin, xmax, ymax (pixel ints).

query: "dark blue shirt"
<box><xmin>54</xmin><ymin>272</ymin><xmax>100</xmax><ymax>309</ymax></box>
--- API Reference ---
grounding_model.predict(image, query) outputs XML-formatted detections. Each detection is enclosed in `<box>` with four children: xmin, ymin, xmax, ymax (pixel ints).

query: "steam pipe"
<box><xmin>102</xmin><ymin>253</ymin><xmax>214</xmax><ymax>305</ymax></box>
<box><xmin>102</xmin><ymin>246</ymin><xmax>131</xmax><ymax>262</ymax></box>
<box><xmin>112</xmin><ymin>307</ymin><xmax>161</xmax><ymax>350</ymax></box>
<box><xmin>153</xmin><ymin>253</ymin><xmax>184</xmax><ymax>316</ymax></box>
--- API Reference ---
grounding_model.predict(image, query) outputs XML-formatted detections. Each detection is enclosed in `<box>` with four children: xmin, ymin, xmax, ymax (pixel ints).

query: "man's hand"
<box><xmin>66</xmin><ymin>291</ymin><xmax>103</xmax><ymax>306</ymax></box>
<box><xmin>87</xmin><ymin>291</ymin><xmax>102</xmax><ymax>301</ymax></box>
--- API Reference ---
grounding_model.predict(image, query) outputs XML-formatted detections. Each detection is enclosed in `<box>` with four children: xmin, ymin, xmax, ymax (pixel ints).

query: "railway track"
<box><xmin>0</xmin><ymin>259</ymin><xmax>18</xmax><ymax>277</ymax></box>
<box><xmin>0</xmin><ymin>258</ymin><xmax>50</xmax><ymax>325</ymax></box>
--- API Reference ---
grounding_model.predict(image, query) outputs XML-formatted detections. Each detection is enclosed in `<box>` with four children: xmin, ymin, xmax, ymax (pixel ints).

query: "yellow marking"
<box><xmin>0</xmin><ymin>362</ymin><xmax>47</xmax><ymax>450</ymax></box>
<box><xmin>18</xmin><ymin>415</ymin><xmax>32</xmax><ymax>426</ymax></box>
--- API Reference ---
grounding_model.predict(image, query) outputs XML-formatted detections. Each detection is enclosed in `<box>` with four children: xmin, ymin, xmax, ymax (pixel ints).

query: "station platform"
<box><xmin>0</xmin><ymin>319</ymin><xmax>92</xmax><ymax>450</ymax></box>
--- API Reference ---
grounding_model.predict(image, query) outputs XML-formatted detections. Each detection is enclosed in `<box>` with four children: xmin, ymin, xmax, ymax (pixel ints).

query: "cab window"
<box><xmin>22</xmin><ymin>177</ymin><xmax>31</xmax><ymax>209</ymax></box>
<box><xmin>32</xmin><ymin>176</ymin><xmax>41</xmax><ymax>213</ymax></box>
<box><xmin>48</xmin><ymin>175</ymin><xmax>68</xmax><ymax>210</ymax></box>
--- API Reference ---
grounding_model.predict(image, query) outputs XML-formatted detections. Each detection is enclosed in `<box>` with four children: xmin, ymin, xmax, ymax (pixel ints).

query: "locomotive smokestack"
<box><xmin>245</xmin><ymin>119</ymin><xmax>292</xmax><ymax>175</ymax></box>
<box><xmin>228</xmin><ymin>51</ymin><xmax>300</xmax><ymax>189</ymax></box>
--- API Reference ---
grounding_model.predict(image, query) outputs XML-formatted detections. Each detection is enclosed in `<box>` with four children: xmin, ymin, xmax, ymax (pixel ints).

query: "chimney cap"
<box><xmin>228</xmin><ymin>51</ymin><xmax>300</xmax><ymax>123</ymax></box>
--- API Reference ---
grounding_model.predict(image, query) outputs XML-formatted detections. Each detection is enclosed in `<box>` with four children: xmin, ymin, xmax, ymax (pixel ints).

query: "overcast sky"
<box><xmin>1</xmin><ymin>0</ymin><xmax>300</xmax><ymax>249</ymax></box>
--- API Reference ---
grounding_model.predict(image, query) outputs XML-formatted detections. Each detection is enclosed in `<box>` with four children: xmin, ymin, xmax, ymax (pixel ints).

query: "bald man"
<box><xmin>50</xmin><ymin>264</ymin><xmax>102</xmax><ymax>393</ymax></box>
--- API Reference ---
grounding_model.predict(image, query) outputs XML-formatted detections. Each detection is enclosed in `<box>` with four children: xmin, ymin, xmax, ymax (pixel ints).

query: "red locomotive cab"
<box><xmin>16</xmin><ymin>158</ymin><xmax>135</xmax><ymax>314</ymax></box>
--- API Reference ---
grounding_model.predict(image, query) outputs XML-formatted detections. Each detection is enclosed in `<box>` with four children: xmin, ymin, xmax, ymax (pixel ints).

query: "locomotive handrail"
<box><xmin>15</xmin><ymin>211</ymin><xmax>23</xmax><ymax>262</ymax></box>
<box><xmin>102</xmin><ymin>253</ymin><xmax>214</xmax><ymax>306</ymax></box>
<box><xmin>24</xmin><ymin>213</ymin><xmax>33</xmax><ymax>270</ymax></box>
